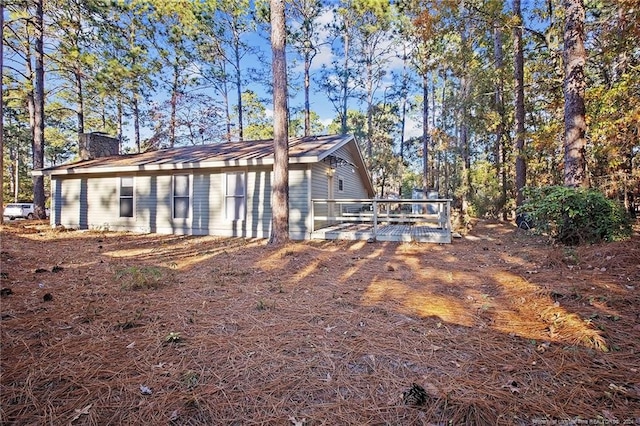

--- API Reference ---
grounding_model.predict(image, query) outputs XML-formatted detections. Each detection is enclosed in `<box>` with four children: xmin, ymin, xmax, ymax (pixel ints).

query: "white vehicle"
<box><xmin>3</xmin><ymin>203</ymin><xmax>41</xmax><ymax>220</ymax></box>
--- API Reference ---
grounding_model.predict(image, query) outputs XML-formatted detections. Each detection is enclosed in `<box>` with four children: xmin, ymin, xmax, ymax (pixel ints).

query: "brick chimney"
<box><xmin>79</xmin><ymin>132</ymin><xmax>119</xmax><ymax>160</ymax></box>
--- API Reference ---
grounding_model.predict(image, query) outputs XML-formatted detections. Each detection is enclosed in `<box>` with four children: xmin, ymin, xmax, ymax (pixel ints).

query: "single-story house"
<box><xmin>34</xmin><ymin>134</ymin><xmax>375</xmax><ymax>240</ymax></box>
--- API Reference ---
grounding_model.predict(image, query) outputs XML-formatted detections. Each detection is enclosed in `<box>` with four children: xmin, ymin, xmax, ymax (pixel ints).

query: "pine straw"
<box><xmin>1</xmin><ymin>220</ymin><xmax>639</xmax><ymax>425</ymax></box>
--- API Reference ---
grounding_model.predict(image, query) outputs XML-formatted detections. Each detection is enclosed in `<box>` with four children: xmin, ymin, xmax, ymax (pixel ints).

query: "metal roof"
<box><xmin>36</xmin><ymin>134</ymin><xmax>353</xmax><ymax>175</ymax></box>
<box><xmin>34</xmin><ymin>134</ymin><xmax>375</xmax><ymax>196</ymax></box>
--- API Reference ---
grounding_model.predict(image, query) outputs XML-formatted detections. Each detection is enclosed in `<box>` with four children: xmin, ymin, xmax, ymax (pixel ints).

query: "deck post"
<box><xmin>373</xmin><ymin>199</ymin><xmax>378</xmax><ymax>238</ymax></box>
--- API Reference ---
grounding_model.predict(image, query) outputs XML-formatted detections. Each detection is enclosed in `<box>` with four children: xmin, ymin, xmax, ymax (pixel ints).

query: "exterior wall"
<box><xmin>309</xmin><ymin>146</ymin><xmax>370</xmax><ymax>230</ymax></box>
<box><xmin>51</xmin><ymin>165</ymin><xmax>313</xmax><ymax>239</ymax></box>
<box><xmin>332</xmin><ymin>145</ymin><xmax>369</xmax><ymax>200</ymax></box>
<box><xmin>288</xmin><ymin>165</ymin><xmax>310</xmax><ymax>240</ymax></box>
<box><xmin>310</xmin><ymin>162</ymin><xmax>330</xmax><ymax>228</ymax></box>
<box><xmin>135</xmin><ymin>174</ymin><xmax>177</xmax><ymax>234</ymax></box>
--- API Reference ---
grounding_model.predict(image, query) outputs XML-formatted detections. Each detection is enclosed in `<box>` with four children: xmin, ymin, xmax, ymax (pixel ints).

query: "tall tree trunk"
<box><xmin>440</xmin><ymin>69</ymin><xmax>448</xmax><ymax>195</ymax></box>
<box><xmin>432</xmin><ymin>71</ymin><xmax>438</xmax><ymax>192</ymax></box>
<box><xmin>399</xmin><ymin>51</ymin><xmax>407</xmax><ymax>163</ymax></box>
<box><xmin>422</xmin><ymin>71</ymin><xmax>429</xmax><ymax>191</ymax></box>
<box><xmin>366</xmin><ymin>59</ymin><xmax>373</xmax><ymax>157</ymax></box>
<box><xmin>234</xmin><ymin>28</ymin><xmax>244</xmax><ymax>141</ymax></box>
<box><xmin>223</xmin><ymin>82</ymin><xmax>232</xmax><ymax>142</ymax></box>
<box><xmin>220</xmin><ymin>60</ymin><xmax>232</xmax><ymax>142</ymax></box>
<box><xmin>33</xmin><ymin>0</ymin><xmax>46</xmax><ymax>219</ymax></box>
<box><xmin>494</xmin><ymin>22</ymin><xmax>508</xmax><ymax>220</ymax></box>
<box><xmin>514</xmin><ymin>0</ymin><xmax>527</xmax><ymax>207</ymax></box>
<box><xmin>117</xmin><ymin>98</ymin><xmax>123</xmax><ymax>152</ymax></box>
<box><xmin>269</xmin><ymin>0</ymin><xmax>289</xmax><ymax>245</ymax></box>
<box><xmin>459</xmin><ymin>7</ymin><xmax>471</xmax><ymax>218</ymax></box>
<box><xmin>563</xmin><ymin>0</ymin><xmax>588</xmax><ymax>187</ymax></box>
<box><xmin>75</xmin><ymin>69</ymin><xmax>84</xmax><ymax>137</ymax></box>
<box><xmin>399</xmin><ymin>48</ymin><xmax>408</xmax><ymax>196</ymax></box>
<box><xmin>459</xmin><ymin>93</ymin><xmax>470</xmax><ymax>217</ymax></box>
<box><xmin>133</xmin><ymin>93</ymin><xmax>141</xmax><ymax>152</ymax></box>
<box><xmin>26</xmin><ymin>45</ymin><xmax>35</xmax><ymax>148</ymax></box>
<box><xmin>101</xmin><ymin>95</ymin><xmax>107</xmax><ymax>129</ymax></box>
<box><xmin>340</xmin><ymin>32</ymin><xmax>350</xmax><ymax>134</ymax></box>
<box><xmin>304</xmin><ymin>49</ymin><xmax>311</xmax><ymax>137</ymax></box>
<box><xmin>170</xmin><ymin>63</ymin><xmax>179</xmax><ymax>147</ymax></box>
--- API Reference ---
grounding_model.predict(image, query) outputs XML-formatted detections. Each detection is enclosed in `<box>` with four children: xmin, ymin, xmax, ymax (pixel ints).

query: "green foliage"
<box><xmin>240</xmin><ymin>90</ymin><xmax>273</xmax><ymax>140</ymax></box>
<box><xmin>400</xmin><ymin>170</ymin><xmax>422</xmax><ymax>199</ymax></box>
<box><xmin>115</xmin><ymin>266</ymin><xmax>164</xmax><ymax>290</ymax></box>
<box><xmin>518</xmin><ymin>186</ymin><xmax>632</xmax><ymax>245</ymax></box>
<box><xmin>469</xmin><ymin>160</ymin><xmax>505</xmax><ymax>218</ymax></box>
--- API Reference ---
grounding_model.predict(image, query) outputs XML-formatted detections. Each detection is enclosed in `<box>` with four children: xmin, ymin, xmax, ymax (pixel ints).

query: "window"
<box><xmin>120</xmin><ymin>177</ymin><xmax>134</xmax><ymax>217</ymax></box>
<box><xmin>225</xmin><ymin>172</ymin><xmax>245</xmax><ymax>220</ymax></box>
<box><xmin>173</xmin><ymin>174</ymin><xmax>190</xmax><ymax>219</ymax></box>
<box><xmin>338</xmin><ymin>177</ymin><xmax>344</xmax><ymax>192</ymax></box>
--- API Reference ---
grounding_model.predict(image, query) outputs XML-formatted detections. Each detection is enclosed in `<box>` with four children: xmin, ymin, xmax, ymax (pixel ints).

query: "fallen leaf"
<box><xmin>140</xmin><ymin>385</ymin><xmax>152</xmax><ymax>395</ymax></box>
<box><xmin>169</xmin><ymin>410</ymin><xmax>179</xmax><ymax>421</ymax></box>
<box><xmin>126</xmin><ymin>342</ymin><xmax>135</xmax><ymax>349</ymax></box>
<box><xmin>70</xmin><ymin>404</ymin><xmax>92</xmax><ymax>422</ymax></box>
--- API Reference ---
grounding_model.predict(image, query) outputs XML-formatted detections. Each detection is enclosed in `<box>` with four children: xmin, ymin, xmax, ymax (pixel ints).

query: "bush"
<box><xmin>115</xmin><ymin>266</ymin><xmax>163</xmax><ymax>290</ymax></box>
<box><xmin>518</xmin><ymin>186</ymin><xmax>632</xmax><ymax>245</ymax></box>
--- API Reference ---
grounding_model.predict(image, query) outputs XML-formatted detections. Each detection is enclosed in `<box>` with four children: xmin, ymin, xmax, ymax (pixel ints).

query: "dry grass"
<box><xmin>1</xmin><ymin>219</ymin><xmax>639</xmax><ymax>425</ymax></box>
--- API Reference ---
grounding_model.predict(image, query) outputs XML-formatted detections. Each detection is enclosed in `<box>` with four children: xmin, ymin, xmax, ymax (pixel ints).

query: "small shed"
<box><xmin>34</xmin><ymin>135</ymin><xmax>374</xmax><ymax>240</ymax></box>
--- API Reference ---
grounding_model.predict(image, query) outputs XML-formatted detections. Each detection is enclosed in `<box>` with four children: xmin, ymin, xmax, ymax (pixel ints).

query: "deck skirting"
<box><xmin>310</xmin><ymin>223</ymin><xmax>451</xmax><ymax>243</ymax></box>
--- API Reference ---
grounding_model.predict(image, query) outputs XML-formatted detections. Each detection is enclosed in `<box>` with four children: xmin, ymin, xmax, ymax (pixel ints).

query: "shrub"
<box><xmin>469</xmin><ymin>160</ymin><xmax>508</xmax><ymax>218</ymax></box>
<box><xmin>115</xmin><ymin>266</ymin><xmax>163</xmax><ymax>290</ymax></box>
<box><xmin>518</xmin><ymin>186</ymin><xmax>632</xmax><ymax>245</ymax></box>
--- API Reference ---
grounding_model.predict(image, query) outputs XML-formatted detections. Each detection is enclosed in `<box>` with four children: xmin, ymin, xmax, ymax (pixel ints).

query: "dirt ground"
<box><xmin>1</xmin><ymin>219</ymin><xmax>639</xmax><ymax>425</ymax></box>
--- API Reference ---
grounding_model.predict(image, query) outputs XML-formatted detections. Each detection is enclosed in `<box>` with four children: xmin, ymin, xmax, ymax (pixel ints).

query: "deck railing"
<box><xmin>310</xmin><ymin>198</ymin><xmax>452</xmax><ymax>234</ymax></box>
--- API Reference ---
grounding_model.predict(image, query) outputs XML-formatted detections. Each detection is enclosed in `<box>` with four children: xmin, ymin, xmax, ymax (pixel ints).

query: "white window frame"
<box><xmin>119</xmin><ymin>176</ymin><xmax>135</xmax><ymax>218</ymax></box>
<box><xmin>172</xmin><ymin>174</ymin><xmax>191</xmax><ymax>219</ymax></box>
<box><xmin>224</xmin><ymin>171</ymin><xmax>246</xmax><ymax>221</ymax></box>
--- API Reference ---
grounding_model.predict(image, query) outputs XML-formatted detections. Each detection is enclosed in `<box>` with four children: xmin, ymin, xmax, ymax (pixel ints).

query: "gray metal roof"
<box><xmin>37</xmin><ymin>134</ymin><xmax>355</xmax><ymax>175</ymax></box>
<box><xmin>35</xmin><ymin>134</ymin><xmax>375</xmax><ymax>196</ymax></box>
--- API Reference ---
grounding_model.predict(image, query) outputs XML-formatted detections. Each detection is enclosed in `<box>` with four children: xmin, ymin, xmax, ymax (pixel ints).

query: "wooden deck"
<box><xmin>310</xmin><ymin>223</ymin><xmax>451</xmax><ymax>243</ymax></box>
<box><xmin>310</xmin><ymin>198</ymin><xmax>453</xmax><ymax>244</ymax></box>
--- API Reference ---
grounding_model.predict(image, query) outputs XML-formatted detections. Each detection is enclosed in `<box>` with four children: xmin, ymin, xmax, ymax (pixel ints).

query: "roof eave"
<box><xmin>37</xmin><ymin>156</ymin><xmax>316</xmax><ymax>177</ymax></box>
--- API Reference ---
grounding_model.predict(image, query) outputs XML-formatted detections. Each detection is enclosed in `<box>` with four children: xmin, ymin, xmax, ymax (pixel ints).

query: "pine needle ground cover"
<box><xmin>1</xmin><ymin>220</ymin><xmax>639</xmax><ymax>425</ymax></box>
